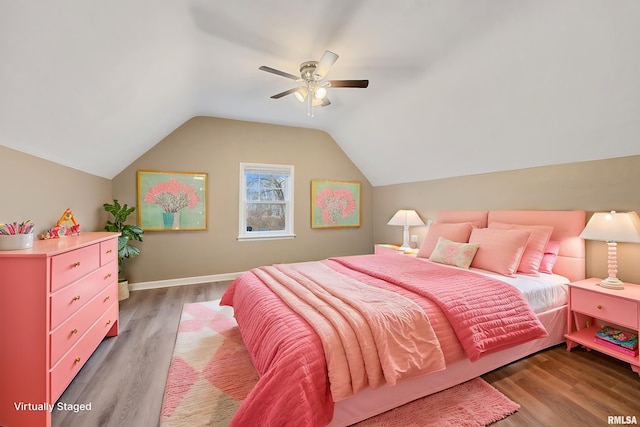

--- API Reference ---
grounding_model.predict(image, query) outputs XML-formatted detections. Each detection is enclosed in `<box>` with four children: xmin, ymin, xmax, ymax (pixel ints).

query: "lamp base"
<box><xmin>599</xmin><ymin>277</ymin><xmax>625</xmax><ymax>290</ymax></box>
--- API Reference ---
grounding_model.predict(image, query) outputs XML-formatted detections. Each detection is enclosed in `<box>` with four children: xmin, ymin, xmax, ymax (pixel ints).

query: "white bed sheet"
<box><xmin>469</xmin><ymin>267</ymin><xmax>569</xmax><ymax>313</ymax></box>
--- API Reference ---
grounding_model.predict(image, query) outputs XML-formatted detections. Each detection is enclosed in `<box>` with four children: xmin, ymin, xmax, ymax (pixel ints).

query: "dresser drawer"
<box><xmin>50</xmin><ymin>263</ymin><xmax>117</xmax><ymax>329</ymax></box>
<box><xmin>50</xmin><ymin>302</ymin><xmax>118</xmax><ymax>402</ymax></box>
<box><xmin>100</xmin><ymin>238</ymin><xmax>118</xmax><ymax>266</ymax></box>
<box><xmin>571</xmin><ymin>288</ymin><xmax>639</xmax><ymax>329</ymax></box>
<box><xmin>51</xmin><ymin>244</ymin><xmax>100</xmax><ymax>292</ymax></box>
<box><xmin>50</xmin><ymin>284</ymin><xmax>117</xmax><ymax>366</ymax></box>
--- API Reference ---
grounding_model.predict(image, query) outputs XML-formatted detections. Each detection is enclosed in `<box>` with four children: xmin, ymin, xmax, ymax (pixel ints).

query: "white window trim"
<box><xmin>238</xmin><ymin>162</ymin><xmax>295</xmax><ymax>241</ymax></box>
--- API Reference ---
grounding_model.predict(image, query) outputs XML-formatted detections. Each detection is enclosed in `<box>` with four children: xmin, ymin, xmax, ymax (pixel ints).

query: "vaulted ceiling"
<box><xmin>2</xmin><ymin>1</ymin><xmax>639</xmax><ymax>186</ymax></box>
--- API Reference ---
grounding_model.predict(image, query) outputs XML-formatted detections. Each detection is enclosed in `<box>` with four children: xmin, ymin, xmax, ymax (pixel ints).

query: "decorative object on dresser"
<box><xmin>565</xmin><ymin>278</ymin><xmax>640</xmax><ymax>375</ymax></box>
<box><xmin>0</xmin><ymin>219</ymin><xmax>35</xmax><ymax>250</ymax></box>
<box><xmin>103</xmin><ymin>199</ymin><xmax>144</xmax><ymax>300</ymax></box>
<box><xmin>386</xmin><ymin>209</ymin><xmax>425</xmax><ymax>250</ymax></box>
<box><xmin>0</xmin><ymin>232</ymin><xmax>120</xmax><ymax>427</ymax></box>
<box><xmin>579</xmin><ymin>210</ymin><xmax>640</xmax><ymax>289</ymax></box>
<box><xmin>40</xmin><ymin>208</ymin><xmax>81</xmax><ymax>239</ymax></box>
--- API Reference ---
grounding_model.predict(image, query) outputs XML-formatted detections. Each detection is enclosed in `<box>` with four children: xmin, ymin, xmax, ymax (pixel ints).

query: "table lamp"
<box><xmin>387</xmin><ymin>209</ymin><xmax>425</xmax><ymax>251</ymax></box>
<box><xmin>579</xmin><ymin>210</ymin><xmax>640</xmax><ymax>289</ymax></box>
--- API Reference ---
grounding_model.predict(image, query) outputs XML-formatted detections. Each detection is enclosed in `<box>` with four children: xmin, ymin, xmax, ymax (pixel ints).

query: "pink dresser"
<box><xmin>0</xmin><ymin>232</ymin><xmax>120</xmax><ymax>427</ymax></box>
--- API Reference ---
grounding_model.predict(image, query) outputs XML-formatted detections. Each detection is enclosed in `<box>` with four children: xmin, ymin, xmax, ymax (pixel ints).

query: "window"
<box><xmin>238</xmin><ymin>163</ymin><xmax>295</xmax><ymax>240</ymax></box>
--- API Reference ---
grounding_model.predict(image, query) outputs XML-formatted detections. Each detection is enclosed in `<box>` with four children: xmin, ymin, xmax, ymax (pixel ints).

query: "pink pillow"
<box><xmin>469</xmin><ymin>228</ymin><xmax>530</xmax><ymax>277</ymax></box>
<box><xmin>417</xmin><ymin>222</ymin><xmax>474</xmax><ymax>258</ymax></box>
<box><xmin>429</xmin><ymin>237</ymin><xmax>480</xmax><ymax>269</ymax></box>
<box><xmin>488</xmin><ymin>222</ymin><xmax>553</xmax><ymax>275</ymax></box>
<box><xmin>539</xmin><ymin>240</ymin><xmax>561</xmax><ymax>274</ymax></box>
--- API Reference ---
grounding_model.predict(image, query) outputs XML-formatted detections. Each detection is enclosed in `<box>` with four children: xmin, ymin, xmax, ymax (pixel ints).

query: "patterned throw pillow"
<box><xmin>429</xmin><ymin>237</ymin><xmax>480</xmax><ymax>269</ymax></box>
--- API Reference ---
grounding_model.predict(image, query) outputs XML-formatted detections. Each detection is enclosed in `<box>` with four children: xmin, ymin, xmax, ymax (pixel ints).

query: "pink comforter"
<box><xmin>220</xmin><ymin>254</ymin><xmax>548</xmax><ymax>426</ymax></box>
<box><xmin>253</xmin><ymin>262</ymin><xmax>445</xmax><ymax>401</ymax></box>
<box><xmin>333</xmin><ymin>255</ymin><xmax>548</xmax><ymax>361</ymax></box>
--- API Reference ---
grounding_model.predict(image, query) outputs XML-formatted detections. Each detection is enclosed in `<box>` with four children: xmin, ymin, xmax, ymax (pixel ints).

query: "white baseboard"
<box><xmin>128</xmin><ymin>272</ymin><xmax>245</xmax><ymax>291</ymax></box>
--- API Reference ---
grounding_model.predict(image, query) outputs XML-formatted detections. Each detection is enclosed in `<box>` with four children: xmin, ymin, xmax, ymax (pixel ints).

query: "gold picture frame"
<box><xmin>311</xmin><ymin>180</ymin><xmax>361</xmax><ymax>228</ymax></box>
<box><xmin>137</xmin><ymin>170</ymin><xmax>207</xmax><ymax>231</ymax></box>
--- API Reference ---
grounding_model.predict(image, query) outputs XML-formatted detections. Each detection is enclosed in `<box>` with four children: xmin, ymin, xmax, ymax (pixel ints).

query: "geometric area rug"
<box><xmin>160</xmin><ymin>300</ymin><xmax>520</xmax><ymax>427</ymax></box>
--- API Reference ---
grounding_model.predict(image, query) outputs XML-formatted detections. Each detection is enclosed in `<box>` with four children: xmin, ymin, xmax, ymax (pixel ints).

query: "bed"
<box><xmin>220</xmin><ymin>209</ymin><xmax>586</xmax><ymax>426</ymax></box>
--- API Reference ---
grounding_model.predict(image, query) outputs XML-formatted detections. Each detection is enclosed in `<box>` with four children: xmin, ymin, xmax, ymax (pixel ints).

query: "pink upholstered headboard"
<box><xmin>435</xmin><ymin>210</ymin><xmax>586</xmax><ymax>282</ymax></box>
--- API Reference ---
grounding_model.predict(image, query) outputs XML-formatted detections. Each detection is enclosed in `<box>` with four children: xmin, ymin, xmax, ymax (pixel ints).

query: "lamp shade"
<box><xmin>580</xmin><ymin>211</ymin><xmax>640</xmax><ymax>243</ymax></box>
<box><xmin>387</xmin><ymin>210</ymin><xmax>425</xmax><ymax>227</ymax></box>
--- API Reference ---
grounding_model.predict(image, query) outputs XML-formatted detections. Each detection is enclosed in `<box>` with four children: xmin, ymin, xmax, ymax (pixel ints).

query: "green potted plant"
<box><xmin>103</xmin><ymin>199</ymin><xmax>144</xmax><ymax>300</ymax></box>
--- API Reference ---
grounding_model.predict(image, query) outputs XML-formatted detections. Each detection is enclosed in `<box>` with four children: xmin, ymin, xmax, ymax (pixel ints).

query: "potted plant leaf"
<box><xmin>103</xmin><ymin>199</ymin><xmax>144</xmax><ymax>300</ymax></box>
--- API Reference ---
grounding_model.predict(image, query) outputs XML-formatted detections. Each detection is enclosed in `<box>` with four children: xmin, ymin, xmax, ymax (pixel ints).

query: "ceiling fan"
<box><xmin>259</xmin><ymin>50</ymin><xmax>369</xmax><ymax>117</ymax></box>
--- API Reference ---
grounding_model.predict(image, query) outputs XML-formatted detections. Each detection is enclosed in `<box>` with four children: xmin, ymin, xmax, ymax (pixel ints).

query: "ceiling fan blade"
<box><xmin>328</xmin><ymin>79</ymin><xmax>369</xmax><ymax>88</ymax></box>
<box><xmin>259</xmin><ymin>66</ymin><xmax>299</xmax><ymax>81</ymax></box>
<box><xmin>313</xmin><ymin>50</ymin><xmax>339</xmax><ymax>79</ymax></box>
<box><xmin>270</xmin><ymin>87</ymin><xmax>299</xmax><ymax>99</ymax></box>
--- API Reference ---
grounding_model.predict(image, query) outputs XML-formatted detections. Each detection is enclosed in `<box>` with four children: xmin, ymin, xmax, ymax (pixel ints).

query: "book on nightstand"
<box><xmin>594</xmin><ymin>326</ymin><xmax>639</xmax><ymax>357</ymax></box>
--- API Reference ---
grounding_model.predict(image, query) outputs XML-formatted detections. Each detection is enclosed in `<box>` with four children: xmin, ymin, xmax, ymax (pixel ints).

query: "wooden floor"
<box><xmin>52</xmin><ymin>282</ymin><xmax>640</xmax><ymax>427</ymax></box>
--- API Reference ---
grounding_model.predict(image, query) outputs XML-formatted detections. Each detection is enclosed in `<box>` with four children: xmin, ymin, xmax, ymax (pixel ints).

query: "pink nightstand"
<box><xmin>565</xmin><ymin>278</ymin><xmax>640</xmax><ymax>375</ymax></box>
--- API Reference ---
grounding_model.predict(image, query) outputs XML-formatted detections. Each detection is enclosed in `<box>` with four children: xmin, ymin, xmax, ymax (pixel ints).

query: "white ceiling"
<box><xmin>1</xmin><ymin>1</ymin><xmax>639</xmax><ymax>186</ymax></box>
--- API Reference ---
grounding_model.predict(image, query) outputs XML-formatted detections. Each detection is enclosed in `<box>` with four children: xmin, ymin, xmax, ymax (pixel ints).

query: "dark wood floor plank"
<box><xmin>51</xmin><ymin>282</ymin><xmax>640</xmax><ymax>427</ymax></box>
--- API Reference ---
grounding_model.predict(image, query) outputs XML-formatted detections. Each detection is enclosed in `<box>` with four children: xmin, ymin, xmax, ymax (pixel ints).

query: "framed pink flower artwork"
<box><xmin>311</xmin><ymin>180</ymin><xmax>361</xmax><ymax>228</ymax></box>
<box><xmin>137</xmin><ymin>170</ymin><xmax>207</xmax><ymax>231</ymax></box>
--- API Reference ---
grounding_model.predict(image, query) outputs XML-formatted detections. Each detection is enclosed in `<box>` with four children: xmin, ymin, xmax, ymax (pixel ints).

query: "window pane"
<box><xmin>245</xmin><ymin>173</ymin><xmax>261</xmax><ymax>201</ymax></box>
<box><xmin>240</xmin><ymin>163</ymin><xmax>294</xmax><ymax>240</ymax></box>
<box><xmin>246</xmin><ymin>203</ymin><xmax>286</xmax><ymax>231</ymax></box>
<box><xmin>245</xmin><ymin>172</ymin><xmax>287</xmax><ymax>201</ymax></box>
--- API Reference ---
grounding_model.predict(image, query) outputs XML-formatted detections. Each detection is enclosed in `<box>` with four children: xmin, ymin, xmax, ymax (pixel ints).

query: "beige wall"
<box><xmin>0</xmin><ymin>146</ymin><xmax>112</xmax><ymax>236</ymax></box>
<box><xmin>373</xmin><ymin>155</ymin><xmax>640</xmax><ymax>284</ymax></box>
<box><xmin>111</xmin><ymin>116</ymin><xmax>373</xmax><ymax>283</ymax></box>
<box><xmin>4</xmin><ymin>130</ymin><xmax>640</xmax><ymax>286</ymax></box>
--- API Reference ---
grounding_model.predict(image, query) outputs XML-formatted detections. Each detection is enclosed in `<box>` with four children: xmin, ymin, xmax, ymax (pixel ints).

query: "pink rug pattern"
<box><xmin>159</xmin><ymin>300</ymin><xmax>259</xmax><ymax>426</ymax></box>
<box><xmin>160</xmin><ymin>299</ymin><xmax>519</xmax><ymax>427</ymax></box>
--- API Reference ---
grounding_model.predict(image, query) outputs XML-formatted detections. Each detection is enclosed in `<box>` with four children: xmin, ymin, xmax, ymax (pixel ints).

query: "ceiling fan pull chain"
<box><xmin>307</xmin><ymin>83</ymin><xmax>314</xmax><ymax>117</ymax></box>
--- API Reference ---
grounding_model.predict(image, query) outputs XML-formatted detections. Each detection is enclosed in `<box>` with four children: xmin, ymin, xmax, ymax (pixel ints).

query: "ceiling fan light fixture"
<box><xmin>314</xmin><ymin>86</ymin><xmax>327</xmax><ymax>100</ymax></box>
<box><xmin>259</xmin><ymin>50</ymin><xmax>368</xmax><ymax>116</ymax></box>
<box><xmin>294</xmin><ymin>87</ymin><xmax>307</xmax><ymax>102</ymax></box>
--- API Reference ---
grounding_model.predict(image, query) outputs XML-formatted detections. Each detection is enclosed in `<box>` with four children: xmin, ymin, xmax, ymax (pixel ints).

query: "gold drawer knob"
<box><xmin>106</xmin><ymin>249</ymin><xmax>112</xmax><ymax>254</ymax></box>
<box><xmin>74</xmin><ymin>357</ymin><xmax>81</xmax><ymax>363</ymax></box>
<box><xmin>104</xmin><ymin>273</ymin><xmax>112</xmax><ymax>280</ymax></box>
<box><xmin>106</xmin><ymin>320</ymin><xmax>112</xmax><ymax>326</ymax></box>
<box><xmin>71</xmin><ymin>328</ymin><xmax>78</xmax><ymax>334</ymax></box>
<box><xmin>597</xmin><ymin>305</ymin><xmax>603</xmax><ymax>309</ymax></box>
<box><xmin>104</xmin><ymin>295</ymin><xmax>111</xmax><ymax>301</ymax></box>
<box><xmin>72</xmin><ymin>295</ymin><xmax>81</xmax><ymax>301</ymax></box>
<box><xmin>72</xmin><ymin>261</ymin><xmax>81</xmax><ymax>267</ymax></box>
